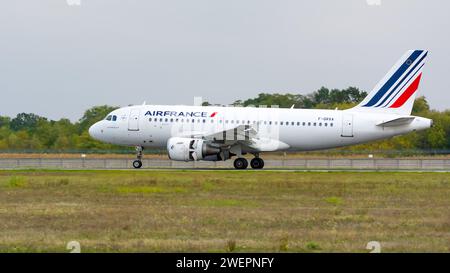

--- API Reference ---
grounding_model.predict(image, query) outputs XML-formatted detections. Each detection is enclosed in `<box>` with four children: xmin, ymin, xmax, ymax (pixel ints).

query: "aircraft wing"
<box><xmin>179</xmin><ymin>125</ymin><xmax>289</xmax><ymax>152</ymax></box>
<box><xmin>204</xmin><ymin>125</ymin><xmax>258</xmax><ymax>142</ymax></box>
<box><xmin>176</xmin><ymin>125</ymin><xmax>255</xmax><ymax>141</ymax></box>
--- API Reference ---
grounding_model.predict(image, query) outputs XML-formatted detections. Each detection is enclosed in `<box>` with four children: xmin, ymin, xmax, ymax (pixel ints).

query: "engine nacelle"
<box><xmin>166</xmin><ymin>137</ymin><xmax>221</xmax><ymax>161</ymax></box>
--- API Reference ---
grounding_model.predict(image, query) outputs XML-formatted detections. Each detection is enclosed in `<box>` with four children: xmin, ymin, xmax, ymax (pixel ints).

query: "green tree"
<box><xmin>34</xmin><ymin>119</ymin><xmax>56</xmax><ymax>148</ymax></box>
<box><xmin>412</xmin><ymin>96</ymin><xmax>430</xmax><ymax>115</ymax></box>
<box><xmin>312</xmin><ymin>87</ymin><xmax>367</xmax><ymax>106</ymax></box>
<box><xmin>237</xmin><ymin>93</ymin><xmax>305</xmax><ymax>108</ymax></box>
<box><xmin>53</xmin><ymin>135</ymin><xmax>71</xmax><ymax>150</ymax></box>
<box><xmin>51</xmin><ymin>119</ymin><xmax>77</xmax><ymax>149</ymax></box>
<box><xmin>426</xmin><ymin>122</ymin><xmax>446</xmax><ymax>149</ymax></box>
<box><xmin>0</xmin><ymin>116</ymin><xmax>10</xmax><ymax>128</ymax></box>
<box><xmin>231</xmin><ymin>87</ymin><xmax>367</xmax><ymax>109</ymax></box>
<box><xmin>10</xmin><ymin>113</ymin><xmax>46</xmax><ymax>132</ymax></box>
<box><xmin>7</xmin><ymin>133</ymin><xmax>20</xmax><ymax>149</ymax></box>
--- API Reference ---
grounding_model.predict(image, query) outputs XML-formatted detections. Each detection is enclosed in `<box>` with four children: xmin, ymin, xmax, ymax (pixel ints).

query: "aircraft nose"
<box><xmin>88</xmin><ymin>122</ymin><xmax>102</xmax><ymax>141</ymax></box>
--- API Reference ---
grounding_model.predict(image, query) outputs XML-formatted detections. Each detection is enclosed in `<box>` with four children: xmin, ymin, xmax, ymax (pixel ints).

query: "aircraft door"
<box><xmin>341</xmin><ymin>113</ymin><xmax>354</xmax><ymax>137</ymax></box>
<box><xmin>128</xmin><ymin>109</ymin><xmax>140</xmax><ymax>131</ymax></box>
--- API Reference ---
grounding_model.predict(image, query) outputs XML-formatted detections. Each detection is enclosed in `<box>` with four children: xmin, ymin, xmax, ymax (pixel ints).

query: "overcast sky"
<box><xmin>0</xmin><ymin>0</ymin><xmax>449</xmax><ymax>121</ymax></box>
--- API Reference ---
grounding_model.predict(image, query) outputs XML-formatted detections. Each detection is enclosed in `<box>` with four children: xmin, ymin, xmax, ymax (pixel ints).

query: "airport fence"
<box><xmin>1</xmin><ymin>149</ymin><xmax>450</xmax><ymax>157</ymax></box>
<box><xmin>1</xmin><ymin>158</ymin><xmax>450</xmax><ymax>170</ymax></box>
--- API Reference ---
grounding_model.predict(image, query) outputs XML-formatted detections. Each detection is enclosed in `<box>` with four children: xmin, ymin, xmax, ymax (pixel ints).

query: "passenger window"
<box><xmin>192</xmin><ymin>119</ymin><xmax>195</xmax><ymax>123</ymax></box>
<box><xmin>280</xmin><ymin>122</ymin><xmax>283</xmax><ymax>125</ymax></box>
<box><xmin>319</xmin><ymin>123</ymin><xmax>322</xmax><ymax>126</ymax></box>
<box><xmin>203</xmin><ymin>119</ymin><xmax>206</xmax><ymax>123</ymax></box>
<box><xmin>302</xmin><ymin>122</ymin><xmax>306</xmax><ymax>126</ymax></box>
<box><xmin>160</xmin><ymin>118</ymin><xmax>163</xmax><ymax>122</ymax></box>
<box><xmin>325</xmin><ymin>123</ymin><xmax>328</xmax><ymax>127</ymax></box>
<box><xmin>297</xmin><ymin>122</ymin><xmax>300</xmax><ymax>126</ymax></box>
<box><xmin>170</xmin><ymin>118</ymin><xmax>173</xmax><ymax>122</ymax></box>
<box><xmin>149</xmin><ymin>118</ymin><xmax>152</xmax><ymax>122</ymax></box>
<box><xmin>330</xmin><ymin>123</ymin><xmax>334</xmax><ymax>127</ymax></box>
<box><xmin>313</xmin><ymin>122</ymin><xmax>316</xmax><ymax>126</ymax></box>
<box><xmin>308</xmin><ymin>122</ymin><xmax>311</xmax><ymax>126</ymax></box>
<box><xmin>291</xmin><ymin>122</ymin><xmax>294</xmax><ymax>126</ymax></box>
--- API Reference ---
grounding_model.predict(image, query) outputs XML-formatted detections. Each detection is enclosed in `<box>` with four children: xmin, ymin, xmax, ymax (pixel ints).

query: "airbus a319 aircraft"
<box><xmin>89</xmin><ymin>50</ymin><xmax>432</xmax><ymax>169</ymax></box>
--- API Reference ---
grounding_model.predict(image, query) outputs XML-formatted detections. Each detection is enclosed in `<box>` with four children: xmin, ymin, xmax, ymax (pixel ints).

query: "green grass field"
<box><xmin>0</xmin><ymin>170</ymin><xmax>448</xmax><ymax>252</ymax></box>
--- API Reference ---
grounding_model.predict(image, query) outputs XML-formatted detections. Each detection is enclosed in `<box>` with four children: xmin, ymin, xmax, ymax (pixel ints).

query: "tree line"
<box><xmin>0</xmin><ymin>105</ymin><xmax>120</xmax><ymax>152</ymax></box>
<box><xmin>0</xmin><ymin>87</ymin><xmax>449</xmax><ymax>153</ymax></box>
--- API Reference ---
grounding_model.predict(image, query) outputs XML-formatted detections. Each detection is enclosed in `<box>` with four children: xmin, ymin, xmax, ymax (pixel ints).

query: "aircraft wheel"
<box><xmin>250</xmin><ymin>158</ymin><xmax>264</xmax><ymax>169</ymax></box>
<box><xmin>233</xmin><ymin>158</ymin><xmax>248</xmax><ymax>170</ymax></box>
<box><xmin>133</xmin><ymin>160</ymin><xmax>143</xmax><ymax>169</ymax></box>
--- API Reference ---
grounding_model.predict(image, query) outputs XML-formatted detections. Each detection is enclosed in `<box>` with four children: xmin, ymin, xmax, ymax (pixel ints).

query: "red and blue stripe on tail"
<box><xmin>353</xmin><ymin>50</ymin><xmax>428</xmax><ymax>115</ymax></box>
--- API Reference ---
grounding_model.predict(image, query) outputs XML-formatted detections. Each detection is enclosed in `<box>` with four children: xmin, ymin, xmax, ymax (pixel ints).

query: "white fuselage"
<box><xmin>89</xmin><ymin>105</ymin><xmax>432</xmax><ymax>153</ymax></box>
<box><xmin>87</xmin><ymin>50</ymin><xmax>432</xmax><ymax>168</ymax></box>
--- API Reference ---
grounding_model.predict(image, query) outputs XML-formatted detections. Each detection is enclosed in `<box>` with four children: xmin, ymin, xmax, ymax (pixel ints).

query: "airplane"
<box><xmin>89</xmin><ymin>49</ymin><xmax>432</xmax><ymax>169</ymax></box>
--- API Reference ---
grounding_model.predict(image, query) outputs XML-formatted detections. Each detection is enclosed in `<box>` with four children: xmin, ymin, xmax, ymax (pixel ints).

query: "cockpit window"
<box><xmin>112</xmin><ymin>115</ymin><xmax>117</xmax><ymax>121</ymax></box>
<box><xmin>106</xmin><ymin>115</ymin><xmax>112</xmax><ymax>121</ymax></box>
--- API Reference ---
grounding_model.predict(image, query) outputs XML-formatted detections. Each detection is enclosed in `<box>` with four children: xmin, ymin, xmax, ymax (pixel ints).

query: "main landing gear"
<box><xmin>233</xmin><ymin>156</ymin><xmax>265</xmax><ymax>170</ymax></box>
<box><xmin>133</xmin><ymin>146</ymin><xmax>143</xmax><ymax>169</ymax></box>
<box><xmin>233</xmin><ymin>158</ymin><xmax>248</xmax><ymax>169</ymax></box>
<box><xmin>250</xmin><ymin>157</ymin><xmax>264</xmax><ymax>169</ymax></box>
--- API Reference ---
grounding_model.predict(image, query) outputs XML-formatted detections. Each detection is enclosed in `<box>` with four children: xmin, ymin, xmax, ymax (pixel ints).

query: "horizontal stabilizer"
<box><xmin>376</xmin><ymin>116</ymin><xmax>415</xmax><ymax>127</ymax></box>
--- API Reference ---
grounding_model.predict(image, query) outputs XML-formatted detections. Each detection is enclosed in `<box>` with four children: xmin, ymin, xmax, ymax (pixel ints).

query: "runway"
<box><xmin>78</xmin><ymin>168</ymin><xmax>450</xmax><ymax>173</ymax></box>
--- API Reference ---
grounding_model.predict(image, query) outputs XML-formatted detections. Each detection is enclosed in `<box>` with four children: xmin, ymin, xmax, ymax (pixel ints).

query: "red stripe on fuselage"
<box><xmin>389</xmin><ymin>73</ymin><xmax>422</xmax><ymax>108</ymax></box>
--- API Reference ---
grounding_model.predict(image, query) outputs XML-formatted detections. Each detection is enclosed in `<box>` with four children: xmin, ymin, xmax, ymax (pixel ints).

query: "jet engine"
<box><xmin>166</xmin><ymin>137</ymin><xmax>221</xmax><ymax>161</ymax></box>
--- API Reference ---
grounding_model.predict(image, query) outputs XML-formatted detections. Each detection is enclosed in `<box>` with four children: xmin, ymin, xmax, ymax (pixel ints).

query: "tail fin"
<box><xmin>351</xmin><ymin>50</ymin><xmax>428</xmax><ymax>115</ymax></box>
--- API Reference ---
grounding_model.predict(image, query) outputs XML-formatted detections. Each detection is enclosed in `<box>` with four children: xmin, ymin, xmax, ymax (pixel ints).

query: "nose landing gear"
<box><xmin>133</xmin><ymin>160</ymin><xmax>142</xmax><ymax>169</ymax></box>
<box><xmin>133</xmin><ymin>146</ymin><xmax>143</xmax><ymax>169</ymax></box>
